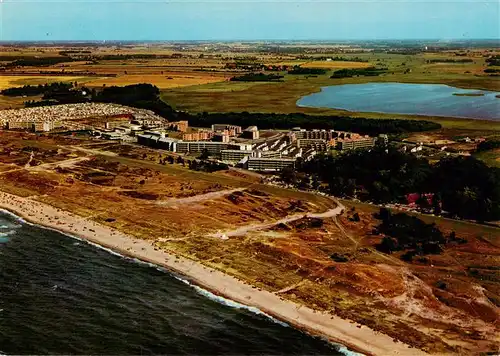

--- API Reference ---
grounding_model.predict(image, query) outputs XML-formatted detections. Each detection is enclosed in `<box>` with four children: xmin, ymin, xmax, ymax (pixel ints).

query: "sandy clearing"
<box><xmin>156</xmin><ymin>188</ymin><xmax>245</xmax><ymax>207</ymax></box>
<box><xmin>211</xmin><ymin>199</ymin><xmax>345</xmax><ymax>238</ymax></box>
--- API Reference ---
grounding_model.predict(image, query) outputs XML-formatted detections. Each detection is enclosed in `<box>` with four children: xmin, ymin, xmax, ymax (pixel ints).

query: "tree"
<box><xmin>432</xmin><ymin>192</ymin><xmax>442</xmax><ymax>215</ymax></box>
<box><xmin>378</xmin><ymin>237</ymin><xmax>399</xmax><ymax>253</ymax></box>
<box><xmin>416</xmin><ymin>194</ymin><xmax>431</xmax><ymax>211</ymax></box>
<box><xmin>280</xmin><ymin>167</ymin><xmax>297</xmax><ymax>185</ymax></box>
<box><xmin>198</xmin><ymin>149</ymin><xmax>210</xmax><ymax>160</ymax></box>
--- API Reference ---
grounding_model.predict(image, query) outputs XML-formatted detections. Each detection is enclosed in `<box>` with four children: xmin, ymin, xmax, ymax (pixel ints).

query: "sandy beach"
<box><xmin>0</xmin><ymin>190</ymin><xmax>428</xmax><ymax>356</ymax></box>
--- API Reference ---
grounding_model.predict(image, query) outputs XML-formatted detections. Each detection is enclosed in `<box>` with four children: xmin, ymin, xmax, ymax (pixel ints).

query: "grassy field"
<box><xmin>161</xmin><ymin>72</ymin><xmax>500</xmax><ymax>131</ymax></box>
<box><xmin>1</xmin><ymin>47</ymin><xmax>499</xmax><ymax>134</ymax></box>
<box><xmin>85</xmin><ymin>73</ymin><xmax>230</xmax><ymax>89</ymax></box>
<box><xmin>473</xmin><ymin>148</ymin><xmax>500</xmax><ymax>167</ymax></box>
<box><xmin>160</xmin><ymin>50</ymin><xmax>500</xmax><ymax>131</ymax></box>
<box><xmin>300</xmin><ymin>61</ymin><xmax>372</xmax><ymax>69</ymax></box>
<box><xmin>0</xmin><ymin>75</ymin><xmax>89</xmax><ymax>90</ymax></box>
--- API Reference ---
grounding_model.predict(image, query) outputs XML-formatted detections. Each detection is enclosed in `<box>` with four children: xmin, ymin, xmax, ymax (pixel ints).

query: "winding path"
<box><xmin>211</xmin><ymin>197</ymin><xmax>345</xmax><ymax>238</ymax></box>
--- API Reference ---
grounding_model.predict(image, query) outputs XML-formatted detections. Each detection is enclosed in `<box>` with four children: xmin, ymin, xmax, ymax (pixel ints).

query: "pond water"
<box><xmin>296</xmin><ymin>83</ymin><xmax>500</xmax><ymax>120</ymax></box>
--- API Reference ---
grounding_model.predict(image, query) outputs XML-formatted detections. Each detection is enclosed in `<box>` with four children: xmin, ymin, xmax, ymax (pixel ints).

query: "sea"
<box><xmin>0</xmin><ymin>211</ymin><xmax>355</xmax><ymax>355</ymax></box>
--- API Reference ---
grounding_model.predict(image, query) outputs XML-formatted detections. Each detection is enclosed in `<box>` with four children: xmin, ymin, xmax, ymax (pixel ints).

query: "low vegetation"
<box><xmin>287</xmin><ymin>67</ymin><xmax>327</xmax><ymax>75</ymax></box>
<box><xmin>190</xmin><ymin>112</ymin><xmax>441</xmax><ymax>135</ymax></box>
<box><xmin>426</xmin><ymin>58</ymin><xmax>474</xmax><ymax>64</ymax></box>
<box><xmin>485</xmin><ymin>55</ymin><xmax>500</xmax><ymax>66</ymax></box>
<box><xmin>375</xmin><ymin>208</ymin><xmax>465</xmax><ymax>259</ymax></box>
<box><xmin>3</xmin><ymin>56</ymin><xmax>78</xmax><ymax>67</ymax></box>
<box><xmin>188</xmin><ymin>159</ymin><xmax>228</xmax><ymax>173</ymax></box>
<box><xmin>331</xmin><ymin>67</ymin><xmax>387</xmax><ymax>78</ymax></box>
<box><xmin>476</xmin><ymin>139</ymin><xmax>500</xmax><ymax>152</ymax></box>
<box><xmin>1</xmin><ymin>82</ymin><xmax>74</xmax><ymax>97</ymax></box>
<box><xmin>229</xmin><ymin>73</ymin><xmax>284</xmax><ymax>82</ymax></box>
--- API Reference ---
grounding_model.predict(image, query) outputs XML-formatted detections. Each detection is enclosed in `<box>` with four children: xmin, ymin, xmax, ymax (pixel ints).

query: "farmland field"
<box><xmin>85</xmin><ymin>72</ymin><xmax>231</xmax><ymax>89</ymax></box>
<box><xmin>161</xmin><ymin>51</ymin><xmax>500</xmax><ymax>132</ymax></box>
<box><xmin>300</xmin><ymin>61</ymin><xmax>372</xmax><ymax>69</ymax></box>
<box><xmin>0</xmin><ymin>75</ymin><xmax>89</xmax><ymax>90</ymax></box>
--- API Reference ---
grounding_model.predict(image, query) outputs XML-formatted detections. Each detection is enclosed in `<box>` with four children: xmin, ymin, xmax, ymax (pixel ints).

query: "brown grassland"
<box><xmin>86</xmin><ymin>73</ymin><xmax>231</xmax><ymax>89</ymax></box>
<box><xmin>0</xmin><ymin>75</ymin><xmax>88</xmax><ymax>90</ymax></box>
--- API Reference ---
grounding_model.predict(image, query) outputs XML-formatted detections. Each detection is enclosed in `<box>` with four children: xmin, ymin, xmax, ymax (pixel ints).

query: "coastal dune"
<box><xmin>0</xmin><ymin>191</ymin><xmax>427</xmax><ymax>356</ymax></box>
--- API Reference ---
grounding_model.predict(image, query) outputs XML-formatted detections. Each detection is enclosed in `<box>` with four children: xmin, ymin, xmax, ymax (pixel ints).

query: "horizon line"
<box><xmin>1</xmin><ymin>38</ymin><xmax>499</xmax><ymax>43</ymax></box>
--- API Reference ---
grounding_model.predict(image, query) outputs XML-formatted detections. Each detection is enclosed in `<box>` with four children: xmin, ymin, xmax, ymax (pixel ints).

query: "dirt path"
<box><xmin>156</xmin><ymin>188</ymin><xmax>246</xmax><ymax>207</ymax></box>
<box><xmin>66</xmin><ymin>145</ymin><xmax>118</xmax><ymax>157</ymax></box>
<box><xmin>211</xmin><ymin>198</ymin><xmax>345</xmax><ymax>238</ymax></box>
<box><xmin>31</xmin><ymin>156</ymin><xmax>89</xmax><ymax>171</ymax></box>
<box><xmin>0</xmin><ymin>156</ymin><xmax>89</xmax><ymax>176</ymax></box>
<box><xmin>24</xmin><ymin>151</ymin><xmax>35</xmax><ymax>169</ymax></box>
<box><xmin>275</xmin><ymin>280</ymin><xmax>307</xmax><ymax>294</ymax></box>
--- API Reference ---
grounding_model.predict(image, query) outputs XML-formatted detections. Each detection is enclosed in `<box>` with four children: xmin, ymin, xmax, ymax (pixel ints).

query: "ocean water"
<box><xmin>0</xmin><ymin>211</ymin><xmax>351</xmax><ymax>355</ymax></box>
<box><xmin>296</xmin><ymin>83</ymin><xmax>500</xmax><ymax>120</ymax></box>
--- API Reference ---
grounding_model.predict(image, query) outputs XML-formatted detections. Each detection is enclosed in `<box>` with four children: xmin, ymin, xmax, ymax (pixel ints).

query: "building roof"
<box><xmin>248</xmin><ymin>157</ymin><xmax>296</xmax><ymax>162</ymax></box>
<box><xmin>244</xmin><ymin>126</ymin><xmax>258</xmax><ymax>132</ymax></box>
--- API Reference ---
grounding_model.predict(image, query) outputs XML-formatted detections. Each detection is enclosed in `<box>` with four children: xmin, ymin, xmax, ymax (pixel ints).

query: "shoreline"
<box><xmin>0</xmin><ymin>190</ymin><xmax>427</xmax><ymax>356</ymax></box>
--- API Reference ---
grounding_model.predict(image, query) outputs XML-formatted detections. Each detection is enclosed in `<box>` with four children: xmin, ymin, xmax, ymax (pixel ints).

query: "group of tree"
<box><xmin>375</xmin><ymin>208</ymin><xmax>466</xmax><ymax>260</ymax></box>
<box><xmin>1</xmin><ymin>82</ymin><xmax>73</xmax><ymax>97</ymax></box>
<box><xmin>287</xmin><ymin>67</ymin><xmax>327</xmax><ymax>75</ymax></box>
<box><xmin>188</xmin><ymin>159</ymin><xmax>228</xmax><ymax>173</ymax></box>
<box><xmin>58</xmin><ymin>50</ymin><xmax>92</xmax><ymax>56</ymax></box>
<box><xmin>331</xmin><ymin>67</ymin><xmax>387</xmax><ymax>78</ymax></box>
<box><xmin>2</xmin><ymin>81</ymin><xmax>93</xmax><ymax>105</ymax></box>
<box><xmin>229</xmin><ymin>73</ymin><xmax>284</xmax><ymax>82</ymax></box>
<box><xmin>296</xmin><ymin>56</ymin><xmax>368</xmax><ymax>63</ymax></box>
<box><xmin>190</xmin><ymin>112</ymin><xmax>441</xmax><ymax>135</ymax></box>
<box><xmin>24</xmin><ymin>100</ymin><xmax>59</xmax><ymax>108</ymax></box>
<box><xmin>426</xmin><ymin>58</ymin><xmax>473</xmax><ymax>64</ymax></box>
<box><xmin>485</xmin><ymin>55</ymin><xmax>500</xmax><ymax>67</ymax></box>
<box><xmin>159</xmin><ymin>155</ymin><xmax>185</xmax><ymax>166</ymax></box>
<box><xmin>8</xmin><ymin>83</ymin><xmax>187</xmax><ymax>121</ymax></box>
<box><xmin>293</xmin><ymin>145</ymin><xmax>500</xmax><ymax>222</ymax></box>
<box><xmin>93</xmin><ymin>83</ymin><xmax>185</xmax><ymax>119</ymax></box>
<box><xmin>329</xmin><ymin>56</ymin><xmax>368</xmax><ymax>62</ymax></box>
<box><xmin>4</xmin><ymin>56</ymin><xmax>79</xmax><ymax>67</ymax></box>
<box><xmin>476</xmin><ymin>139</ymin><xmax>500</xmax><ymax>153</ymax></box>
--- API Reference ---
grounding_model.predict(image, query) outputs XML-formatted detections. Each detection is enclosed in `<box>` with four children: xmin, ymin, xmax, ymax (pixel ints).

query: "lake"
<box><xmin>296</xmin><ymin>83</ymin><xmax>500</xmax><ymax>120</ymax></box>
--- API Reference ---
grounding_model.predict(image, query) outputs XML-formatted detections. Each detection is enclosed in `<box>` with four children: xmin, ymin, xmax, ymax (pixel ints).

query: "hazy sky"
<box><xmin>1</xmin><ymin>0</ymin><xmax>499</xmax><ymax>41</ymax></box>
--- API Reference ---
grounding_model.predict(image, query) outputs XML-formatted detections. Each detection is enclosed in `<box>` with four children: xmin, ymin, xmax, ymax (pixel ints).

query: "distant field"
<box><xmin>301</xmin><ymin>61</ymin><xmax>372</xmax><ymax>69</ymax></box>
<box><xmin>162</xmin><ymin>50</ymin><xmax>500</xmax><ymax>132</ymax></box>
<box><xmin>0</xmin><ymin>75</ymin><xmax>87</xmax><ymax>90</ymax></box>
<box><xmin>85</xmin><ymin>73</ymin><xmax>230</xmax><ymax>89</ymax></box>
<box><xmin>0</xmin><ymin>95</ymin><xmax>29</xmax><ymax>110</ymax></box>
<box><xmin>169</xmin><ymin>80</ymin><xmax>271</xmax><ymax>93</ymax></box>
<box><xmin>474</xmin><ymin>148</ymin><xmax>500</xmax><ymax>168</ymax></box>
